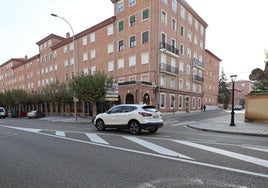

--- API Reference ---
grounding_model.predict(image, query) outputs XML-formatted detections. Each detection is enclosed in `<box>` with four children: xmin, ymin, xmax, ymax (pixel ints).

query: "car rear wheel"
<box><xmin>95</xmin><ymin>119</ymin><xmax>105</xmax><ymax>131</ymax></box>
<box><xmin>148</xmin><ymin>128</ymin><xmax>158</xmax><ymax>133</ymax></box>
<box><xmin>129</xmin><ymin>121</ymin><xmax>141</xmax><ymax>135</ymax></box>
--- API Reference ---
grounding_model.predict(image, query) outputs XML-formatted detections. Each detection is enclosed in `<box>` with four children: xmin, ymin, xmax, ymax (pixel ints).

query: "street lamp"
<box><xmin>230</xmin><ymin>75</ymin><xmax>237</xmax><ymax>126</ymax></box>
<box><xmin>51</xmin><ymin>13</ymin><xmax>77</xmax><ymax>121</ymax></box>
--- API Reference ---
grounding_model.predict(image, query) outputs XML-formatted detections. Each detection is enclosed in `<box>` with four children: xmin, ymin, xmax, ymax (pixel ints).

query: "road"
<box><xmin>0</xmin><ymin>110</ymin><xmax>267</xmax><ymax>187</ymax></box>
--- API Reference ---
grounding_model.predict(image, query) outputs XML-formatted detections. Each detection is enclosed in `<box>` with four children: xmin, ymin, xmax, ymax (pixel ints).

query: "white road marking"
<box><xmin>1</xmin><ymin>125</ymin><xmax>268</xmax><ymax>178</ymax></box>
<box><xmin>123</xmin><ymin>136</ymin><xmax>193</xmax><ymax>160</ymax></box>
<box><xmin>242</xmin><ymin>146</ymin><xmax>268</xmax><ymax>153</ymax></box>
<box><xmin>85</xmin><ymin>133</ymin><xmax>109</xmax><ymax>145</ymax></box>
<box><xmin>173</xmin><ymin>140</ymin><xmax>268</xmax><ymax>168</ymax></box>
<box><xmin>55</xmin><ymin>131</ymin><xmax>65</xmax><ymax>137</ymax></box>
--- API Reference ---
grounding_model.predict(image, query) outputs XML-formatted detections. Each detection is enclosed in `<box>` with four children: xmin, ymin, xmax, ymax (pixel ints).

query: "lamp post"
<box><xmin>230</xmin><ymin>75</ymin><xmax>237</xmax><ymax>126</ymax></box>
<box><xmin>51</xmin><ymin>13</ymin><xmax>77</xmax><ymax>121</ymax></box>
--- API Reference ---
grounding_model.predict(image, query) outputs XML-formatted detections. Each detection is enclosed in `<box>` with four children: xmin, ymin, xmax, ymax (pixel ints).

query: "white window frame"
<box><xmin>160</xmin><ymin>93</ymin><xmax>166</xmax><ymax>109</ymax></box>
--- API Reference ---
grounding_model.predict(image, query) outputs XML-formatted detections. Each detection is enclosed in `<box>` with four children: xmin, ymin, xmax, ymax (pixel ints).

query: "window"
<box><xmin>187</xmin><ymin>48</ymin><xmax>191</xmax><ymax>59</ymax></box>
<box><xmin>118</xmin><ymin>20</ymin><xmax>124</xmax><ymax>32</ymax></box>
<box><xmin>198</xmin><ymin>97</ymin><xmax>201</xmax><ymax>109</ymax></box>
<box><xmin>187</xmin><ymin>31</ymin><xmax>192</xmax><ymax>41</ymax></box>
<box><xmin>91</xmin><ymin>66</ymin><xmax>96</xmax><ymax>74</ymax></box>
<box><xmin>170</xmin><ymin>77</ymin><xmax>175</xmax><ymax>88</ymax></box>
<box><xmin>83</xmin><ymin>68</ymin><xmax>89</xmax><ymax>75</ymax></box>
<box><xmin>69</xmin><ymin>42</ymin><xmax>74</xmax><ymax>51</ymax></box>
<box><xmin>160</xmin><ymin>93</ymin><xmax>166</xmax><ymax>108</ymax></box>
<box><xmin>161</xmin><ymin>53</ymin><xmax>166</xmax><ymax>64</ymax></box>
<box><xmin>160</xmin><ymin>75</ymin><xmax>166</xmax><ymax>86</ymax></box>
<box><xmin>161</xmin><ymin>32</ymin><xmax>166</xmax><ymax>43</ymax></box>
<box><xmin>117</xmin><ymin>0</ymin><xmax>124</xmax><ymax>13</ymax></box>
<box><xmin>118</xmin><ymin>58</ymin><xmax>124</xmax><ymax>69</ymax></box>
<box><xmin>83</xmin><ymin>52</ymin><xmax>88</xmax><ymax>62</ymax></box>
<box><xmin>142</xmin><ymin>31</ymin><xmax>149</xmax><ymax>43</ymax></box>
<box><xmin>162</xmin><ymin>0</ymin><xmax>167</xmax><ymax>4</ymax></box>
<box><xmin>171</xmin><ymin>18</ymin><xmax>176</xmax><ymax>31</ymax></box>
<box><xmin>108</xmin><ymin>61</ymin><xmax>114</xmax><ymax>72</ymax></box>
<box><xmin>200</xmin><ymin>40</ymin><xmax>204</xmax><ymax>49</ymax></box>
<box><xmin>82</xmin><ymin>36</ymin><xmax>87</xmax><ymax>46</ymax></box>
<box><xmin>141</xmin><ymin>52</ymin><xmax>149</xmax><ymax>64</ymax></box>
<box><xmin>142</xmin><ymin>8</ymin><xmax>149</xmax><ymax>20</ymax></box>
<box><xmin>130</xmin><ymin>36</ymin><xmax>136</xmax><ymax>47</ymax></box>
<box><xmin>192</xmin><ymin>97</ymin><xmax>196</xmax><ymax>109</ymax></box>
<box><xmin>129</xmin><ymin>15</ymin><xmax>136</xmax><ymax>26</ymax></box>
<box><xmin>178</xmin><ymin>95</ymin><xmax>183</xmax><ymax>108</ymax></box>
<box><xmin>186</xmin><ymin>64</ymin><xmax>191</xmax><ymax>75</ymax></box>
<box><xmin>195</xmin><ymin>19</ymin><xmax>199</xmax><ymax>31</ymax></box>
<box><xmin>179</xmin><ymin>79</ymin><xmax>183</xmax><ymax>90</ymax></box>
<box><xmin>70</xmin><ymin>57</ymin><xmax>74</xmax><ymax>65</ymax></box>
<box><xmin>170</xmin><ymin>94</ymin><xmax>175</xmax><ymax>108</ymax></box>
<box><xmin>141</xmin><ymin>74</ymin><xmax>149</xmax><ymax>82</ymax></box>
<box><xmin>161</xmin><ymin>11</ymin><xmax>167</xmax><ymax>25</ymax></box>
<box><xmin>64</xmin><ymin>60</ymin><xmax>68</xmax><ymax>67</ymax></box>
<box><xmin>90</xmin><ymin>33</ymin><xmax>95</xmax><ymax>42</ymax></box>
<box><xmin>179</xmin><ymin>61</ymin><xmax>184</xmax><ymax>72</ymax></box>
<box><xmin>186</xmin><ymin>80</ymin><xmax>190</xmax><ymax>91</ymax></box>
<box><xmin>188</xmin><ymin>14</ymin><xmax>192</xmax><ymax>25</ymax></box>
<box><xmin>179</xmin><ymin>44</ymin><xmax>184</xmax><ymax>55</ymax></box>
<box><xmin>129</xmin><ymin>55</ymin><xmax>136</xmax><ymax>67</ymax></box>
<box><xmin>107</xmin><ymin>43</ymin><xmax>114</xmax><ymax>54</ymax></box>
<box><xmin>200</xmin><ymin>25</ymin><xmax>204</xmax><ymax>35</ymax></box>
<box><xmin>181</xmin><ymin>6</ymin><xmax>185</xmax><ymax>19</ymax></box>
<box><xmin>172</xmin><ymin>0</ymin><xmax>177</xmax><ymax>12</ymax></box>
<box><xmin>90</xmin><ymin>49</ymin><xmax>96</xmax><ymax>59</ymax></box>
<box><xmin>129</xmin><ymin>0</ymin><xmax>136</xmax><ymax>7</ymax></box>
<box><xmin>63</xmin><ymin>46</ymin><xmax>68</xmax><ymax>54</ymax></box>
<box><xmin>194</xmin><ymin>36</ymin><xmax>198</xmax><ymax>45</ymax></box>
<box><xmin>107</xmin><ymin>24</ymin><xmax>114</xmax><ymax>36</ymax></box>
<box><xmin>180</xmin><ymin>25</ymin><xmax>184</xmax><ymax>36</ymax></box>
<box><xmin>119</xmin><ymin>40</ymin><xmax>124</xmax><ymax>51</ymax></box>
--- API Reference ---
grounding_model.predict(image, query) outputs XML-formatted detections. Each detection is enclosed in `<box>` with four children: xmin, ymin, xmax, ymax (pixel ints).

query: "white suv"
<box><xmin>0</xmin><ymin>107</ymin><xmax>7</xmax><ymax>119</ymax></box>
<box><xmin>94</xmin><ymin>104</ymin><xmax>163</xmax><ymax>135</ymax></box>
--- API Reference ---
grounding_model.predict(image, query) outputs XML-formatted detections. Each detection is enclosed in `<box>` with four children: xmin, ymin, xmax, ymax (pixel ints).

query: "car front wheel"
<box><xmin>95</xmin><ymin>119</ymin><xmax>105</xmax><ymax>131</ymax></box>
<box><xmin>129</xmin><ymin>121</ymin><xmax>141</xmax><ymax>135</ymax></box>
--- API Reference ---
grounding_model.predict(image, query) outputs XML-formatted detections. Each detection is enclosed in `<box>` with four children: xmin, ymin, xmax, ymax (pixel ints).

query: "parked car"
<box><xmin>0</xmin><ymin>107</ymin><xmax>7</xmax><ymax>119</ymax></box>
<box><xmin>27</xmin><ymin>110</ymin><xmax>45</xmax><ymax>119</ymax></box>
<box><xmin>94</xmin><ymin>104</ymin><xmax>163</xmax><ymax>135</ymax></box>
<box><xmin>234</xmin><ymin>105</ymin><xmax>242</xmax><ymax>110</ymax></box>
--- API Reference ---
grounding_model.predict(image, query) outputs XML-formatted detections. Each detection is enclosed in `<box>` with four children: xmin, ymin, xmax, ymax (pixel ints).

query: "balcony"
<box><xmin>192</xmin><ymin>58</ymin><xmax>204</xmax><ymax>69</ymax></box>
<box><xmin>160</xmin><ymin>63</ymin><xmax>178</xmax><ymax>75</ymax></box>
<box><xmin>193</xmin><ymin>75</ymin><xmax>204</xmax><ymax>83</ymax></box>
<box><xmin>160</xmin><ymin>42</ymin><xmax>180</xmax><ymax>58</ymax></box>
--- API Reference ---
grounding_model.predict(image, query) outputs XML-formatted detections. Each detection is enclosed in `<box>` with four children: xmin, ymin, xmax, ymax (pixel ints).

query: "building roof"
<box><xmin>205</xmin><ymin>49</ymin><xmax>222</xmax><ymax>62</ymax></box>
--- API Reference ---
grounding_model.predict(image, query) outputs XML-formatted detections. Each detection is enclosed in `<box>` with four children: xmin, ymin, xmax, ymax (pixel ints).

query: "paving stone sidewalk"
<box><xmin>187</xmin><ymin>112</ymin><xmax>268</xmax><ymax>136</ymax></box>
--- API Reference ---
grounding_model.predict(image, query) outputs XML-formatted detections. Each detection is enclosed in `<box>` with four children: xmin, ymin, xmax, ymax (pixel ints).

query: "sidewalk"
<box><xmin>187</xmin><ymin>111</ymin><xmax>268</xmax><ymax>137</ymax></box>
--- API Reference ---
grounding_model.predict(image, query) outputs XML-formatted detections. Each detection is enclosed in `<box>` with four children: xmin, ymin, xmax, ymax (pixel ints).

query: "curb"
<box><xmin>186</xmin><ymin>124</ymin><xmax>268</xmax><ymax>137</ymax></box>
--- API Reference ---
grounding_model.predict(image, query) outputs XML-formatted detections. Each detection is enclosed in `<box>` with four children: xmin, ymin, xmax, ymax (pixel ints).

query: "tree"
<box><xmin>69</xmin><ymin>71</ymin><xmax>113</xmax><ymax>119</ymax></box>
<box><xmin>249</xmin><ymin>49</ymin><xmax>268</xmax><ymax>91</ymax></box>
<box><xmin>218</xmin><ymin>69</ymin><xmax>230</xmax><ymax>108</ymax></box>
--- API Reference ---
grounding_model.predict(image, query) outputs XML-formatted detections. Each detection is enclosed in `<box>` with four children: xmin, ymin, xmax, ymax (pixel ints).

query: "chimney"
<box><xmin>24</xmin><ymin>55</ymin><xmax>28</xmax><ymax>59</ymax></box>
<box><xmin>66</xmin><ymin>32</ymin><xmax>70</xmax><ymax>38</ymax></box>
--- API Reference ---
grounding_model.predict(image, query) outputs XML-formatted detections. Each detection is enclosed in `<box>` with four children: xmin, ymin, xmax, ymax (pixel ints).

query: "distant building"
<box><xmin>228</xmin><ymin>80</ymin><xmax>253</xmax><ymax>107</ymax></box>
<box><xmin>203</xmin><ymin>49</ymin><xmax>222</xmax><ymax>110</ymax></box>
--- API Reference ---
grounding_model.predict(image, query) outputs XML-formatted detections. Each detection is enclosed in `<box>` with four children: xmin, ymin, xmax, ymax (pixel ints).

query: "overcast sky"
<box><xmin>1</xmin><ymin>0</ymin><xmax>267</xmax><ymax>81</ymax></box>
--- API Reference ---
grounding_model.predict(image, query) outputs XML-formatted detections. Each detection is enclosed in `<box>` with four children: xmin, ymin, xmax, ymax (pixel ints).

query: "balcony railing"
<box><xmin>193</xmin><ymin>75</ymin><xmax>204</xmax><ymax>82</ymax></box>
<box><xmin>193</xmin><ymin>58</ymin><xmax>204</xmax><ymax>68</ymax></box>
<box><xmin>160</xmin><ymin>63</ymin><xmax>178</xmax><ymax>75</ymax></box>
<box><xmin>160</xmin><ymin>42</ymin><xmax>180</xmax><ymax>57</ymax></box>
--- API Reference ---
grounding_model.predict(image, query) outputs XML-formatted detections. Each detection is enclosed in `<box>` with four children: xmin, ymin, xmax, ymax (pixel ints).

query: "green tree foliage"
<box><xmin>218</xmin><ymin>69</ymin><xmax>230</xmax><ymax>106</ymax></box>
<box><xmin>69</xmin><ymin>71</ymin><xmax>113</xmax><ymax>119</ymax></box>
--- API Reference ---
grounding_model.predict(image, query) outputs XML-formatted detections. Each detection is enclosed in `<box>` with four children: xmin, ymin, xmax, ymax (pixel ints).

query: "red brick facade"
<box><xmin>0</xmin><ymin>0</ymin><xmax>218</xmax><ymax>114</ymax></box>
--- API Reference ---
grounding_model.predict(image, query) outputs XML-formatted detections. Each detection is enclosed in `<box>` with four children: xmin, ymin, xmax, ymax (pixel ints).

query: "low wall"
<box><xmin>245</xmin><ymin>94</ymin><xmax>268</xmax><ymax>122</ymax></box>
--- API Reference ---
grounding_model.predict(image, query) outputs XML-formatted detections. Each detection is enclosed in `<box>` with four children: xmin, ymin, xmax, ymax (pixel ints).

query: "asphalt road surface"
<box><xmin>0</xmin><ymin>111</ymin><xmax>267</xmax><ymax>187</ymax></box>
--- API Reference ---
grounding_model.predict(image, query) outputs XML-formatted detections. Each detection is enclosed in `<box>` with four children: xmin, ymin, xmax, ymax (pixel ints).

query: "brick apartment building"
<box><xmin>203</xmin><ymin>49</ymin><xmax>222</xmax><ymax>110</ymax></box>
<box><xmin>0</xmin><ymin>0</ymin><xmax>221</xmax><ymax>115</ymax></box>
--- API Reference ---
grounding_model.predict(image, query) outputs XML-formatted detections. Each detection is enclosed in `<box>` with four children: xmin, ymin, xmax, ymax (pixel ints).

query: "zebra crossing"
<box><xmin>1</xmin><ymin>125</ymin><xmax>268</xmax><ymax>173</ymax></box>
